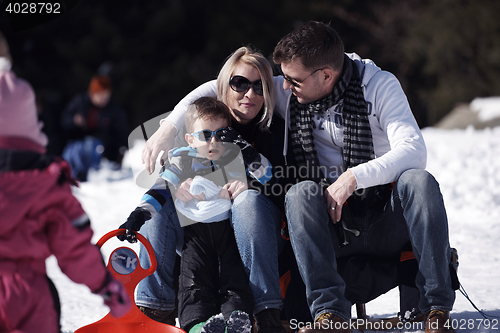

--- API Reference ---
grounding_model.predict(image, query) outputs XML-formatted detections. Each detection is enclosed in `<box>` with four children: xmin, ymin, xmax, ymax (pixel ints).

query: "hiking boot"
<box><xmin>425</xmin><ymin>310</ymin><xmax>455</xmax><ymax>333</ymax></box>
<box><xmin>138</xmin><ymin>306</ymin><xmax>176</xmax><ymax>325</ymax></box>
<box><xmin>298</xmin><ymin>312</ymin><xmax>352</xmax><ymax>333</ymax></box>
<box><xmin>254</xmin><ymin>308</ymin><xmax>287</xmax><ymax>333</ymax></box>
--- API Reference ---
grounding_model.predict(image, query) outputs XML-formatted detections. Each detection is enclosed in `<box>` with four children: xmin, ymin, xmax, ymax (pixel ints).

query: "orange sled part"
<box><xmin>75</xmin><ymin>229</ymin><xmax>186</xmax><ymax>333</ymax></box>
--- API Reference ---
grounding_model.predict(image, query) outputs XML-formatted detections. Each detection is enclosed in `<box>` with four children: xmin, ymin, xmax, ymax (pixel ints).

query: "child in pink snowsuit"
<box><xmin>0</xmin><ymin>31</ymin><xmax>131</xmax><ymax>333</ymax></box>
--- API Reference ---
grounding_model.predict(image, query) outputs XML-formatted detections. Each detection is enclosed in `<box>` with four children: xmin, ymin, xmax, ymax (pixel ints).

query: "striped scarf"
<box><xmin>289</xmin><ymin>55</ymin><xmax>374</xmax><ymax>177</ymax></box>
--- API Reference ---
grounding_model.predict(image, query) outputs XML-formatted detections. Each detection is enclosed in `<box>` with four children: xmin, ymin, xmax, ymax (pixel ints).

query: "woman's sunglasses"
<box><xmin>229</xmin><ymin>75</ymin><xmax>264</xmax><ymax>96</ymax></box>
<box><xmin>190</xmin><ymin>127</ymin><xmax>228</xmax><ymax>142</ymax></box>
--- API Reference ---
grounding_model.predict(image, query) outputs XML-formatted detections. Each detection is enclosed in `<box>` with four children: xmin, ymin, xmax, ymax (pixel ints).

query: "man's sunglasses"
<box><xmin>229</xmin><ymin>75</ymin><xmax>264</xmax><ymax>96</ymax></box>
<box><xmin>278</xmin><ymin>66</ymin><xmax>325</xmax><ymax>88</ymax></box>
<box><xmin>190</xmin><ymin>127</ymin><xmax>229</xmax><ymax>142</ymax></box>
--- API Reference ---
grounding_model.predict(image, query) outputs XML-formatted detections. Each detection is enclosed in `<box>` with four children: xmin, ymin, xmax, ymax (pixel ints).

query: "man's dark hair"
<box><xmin>185</xmin><ymin>97</ymin><xmax>232</xmax><ymax>133</ymax></box>
<box><xmin>273</xmin><ymin>21</ymin><xmax>345</xmax><ymax>72</ymax></box>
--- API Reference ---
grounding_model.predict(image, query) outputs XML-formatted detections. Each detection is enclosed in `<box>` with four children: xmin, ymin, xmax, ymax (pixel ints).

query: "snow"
<box><xmin>47</xmin><ymin>126</ymin><xmax>500</xmax><ymax>333</ymax></box>
<box><xmin>470</xmin><ymin>97</ymin><xmax>500</xmax><ymax>122</ymax></box>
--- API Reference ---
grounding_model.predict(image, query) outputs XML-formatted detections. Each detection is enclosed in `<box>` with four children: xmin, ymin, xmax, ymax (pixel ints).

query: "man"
<box><xmin>271</xmin><ymin>21</ymin><xmax>455</xmax><ymax>333</ymax></box>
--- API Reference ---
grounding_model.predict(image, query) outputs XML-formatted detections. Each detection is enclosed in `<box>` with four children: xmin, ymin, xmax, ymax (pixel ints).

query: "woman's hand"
<box><xmin>220</xmin><ymin>179</ymin><xmax>247</xmax><ymax>200</ymax></box>
<box><xmin>175</xmin><ymin>178</ymin><xmax>206</xmax><ymax>202</ymax></box>
<box><xmin>142</xmin><ymin>121</ymin><xmax>177</xmax><ymax>174</ymax></box>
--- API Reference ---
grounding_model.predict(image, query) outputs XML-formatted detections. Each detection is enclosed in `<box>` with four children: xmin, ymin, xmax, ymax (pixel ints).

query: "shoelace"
<box><xmin>315</xmin><ymin>312</ymin><xmax>336</xmax><ymax>323</ymax></box>
<box><xmin>428</xmin><ymin>310</ymin><xmax>447</xmax><ymax>320</ymax></box>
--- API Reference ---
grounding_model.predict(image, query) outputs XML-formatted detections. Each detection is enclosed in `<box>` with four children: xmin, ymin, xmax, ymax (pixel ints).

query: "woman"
<box><xmin>123</xmin><ymin>46</ymin><xmax>296</xmax><ymax>333</ymax></box>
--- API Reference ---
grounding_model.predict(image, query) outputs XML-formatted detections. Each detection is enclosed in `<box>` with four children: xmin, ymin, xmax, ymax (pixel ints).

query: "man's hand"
<box><xmin>175</xmin><ymin>178</ymin><xmax>206</xmax><ymax>202</ymax></box>
<box><xmin>324</xmin><ymin>169</ymin><xmax>358</xmax><ymax>223</ymax></box>
<box><xmin>219</xmin><ymin>180</ymin><xmax>247</xmax><ymax>200</ymax></box>
<box><xmin>141</xmin><ymin>121</ymin><xmax>177</xmax><ymax>174</ymax></box>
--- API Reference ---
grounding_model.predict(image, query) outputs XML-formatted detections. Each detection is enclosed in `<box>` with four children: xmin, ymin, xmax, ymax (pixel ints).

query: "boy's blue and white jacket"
<box><xmin>136</xmin><ymin>144</ymin><xmax>271</xmax><ymax>225</ymax></box>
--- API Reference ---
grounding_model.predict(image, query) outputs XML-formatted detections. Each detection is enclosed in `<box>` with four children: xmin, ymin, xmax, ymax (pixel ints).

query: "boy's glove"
<box><xmin>117</xmin><ymin>208</ymin><xmax>151</xmax><ymax>243</ymax></box>
<box><xmin>218</xmin><ymin>127</ymin><xmax>260</xmax><ymax>166</ymax></box>
<box><xmin>95</xmin><ymin>273</ymin><xmax>131</xmax><ymax>318</ymax></box>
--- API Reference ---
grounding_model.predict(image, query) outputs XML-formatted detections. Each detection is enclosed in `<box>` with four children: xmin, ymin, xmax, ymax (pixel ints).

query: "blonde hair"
<box><xmin>0</xmin><ymin>31</ymin><xmax>12</xmax><ymax>63</ymax></box>
<box><xmin>217</xmin><ymin>46</ymin><xmax>275</xmax><ymax>131</ymax></box>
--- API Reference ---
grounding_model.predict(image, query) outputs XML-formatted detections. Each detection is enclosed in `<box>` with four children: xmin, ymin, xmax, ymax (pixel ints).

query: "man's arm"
<box><xmin>324</xmin><ymin>169</ymin><xmax>357</xmax><ymax>223</ymax></box>
<box><xmin>350</xmin><ymin>70</ymin><xmax>427</xmax><ymax>189</ymax></box>
<box><xmin>325</xmin><ymin>70</ymin><xmax>426</xmax><ymax>223</ymax></box>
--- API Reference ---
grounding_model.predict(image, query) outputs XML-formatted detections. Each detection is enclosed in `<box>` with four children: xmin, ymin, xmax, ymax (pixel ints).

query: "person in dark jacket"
<box><xmin>61</xmin><ymin>75</ymin><xmax>128</xmax><ymax>181</ymax></box>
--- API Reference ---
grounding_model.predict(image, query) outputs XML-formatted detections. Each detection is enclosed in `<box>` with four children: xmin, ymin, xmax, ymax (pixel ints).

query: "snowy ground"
<box><xmin>47</xmin><ymin>126</ymin><xmax>500</xmax><ymax>333</ymax></box>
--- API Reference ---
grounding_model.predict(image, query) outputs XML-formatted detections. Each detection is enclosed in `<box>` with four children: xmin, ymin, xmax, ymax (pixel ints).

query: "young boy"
<box><xmin>0</xmin><ymin>31</ymin><xmax>130</xmax><ymax>333</ymax></box>
<box><xmin>120</xmin><ymin>97</ymin><xmax>273</xmax><ymax>333</ymax></box>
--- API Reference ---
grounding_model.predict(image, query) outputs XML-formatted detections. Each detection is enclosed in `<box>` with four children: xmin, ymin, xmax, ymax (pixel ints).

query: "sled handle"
<box><xmin>96</xmin><ymin>229</ymin><xmax>157</xmax><ymax>276</ymax></box>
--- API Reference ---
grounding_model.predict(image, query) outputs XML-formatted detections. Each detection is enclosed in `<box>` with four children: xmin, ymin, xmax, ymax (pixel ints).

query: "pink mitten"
<box><xmin>95</xmin><ymin>273</ymin><xmax>131</xmax><ymax>318</ymax></box>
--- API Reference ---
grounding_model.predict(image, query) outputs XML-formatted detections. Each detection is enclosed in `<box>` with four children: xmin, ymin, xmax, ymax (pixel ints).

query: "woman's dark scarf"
<box><xmin>289</xmin><ymin>54</ymin><xmax>375</xmax><ymax>179</ymax></box>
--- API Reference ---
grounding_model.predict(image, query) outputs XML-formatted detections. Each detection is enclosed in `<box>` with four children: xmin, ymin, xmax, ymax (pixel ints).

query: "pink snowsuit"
<box><xmin>0</xmin><ymin>138</ymin><xmax>109</xmax><ymax>333</ymax></box>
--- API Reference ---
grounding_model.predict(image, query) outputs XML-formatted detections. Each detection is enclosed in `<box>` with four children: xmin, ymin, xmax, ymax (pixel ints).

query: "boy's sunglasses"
<box><xmin>190</xmin><ymin>127</ymin><xmax>228</xmax><ymax>142</ymax></box>
<box><xmin>229</xmin><ymin>75</ymin><xmax>264</xmax><ymax>96</ymax></box>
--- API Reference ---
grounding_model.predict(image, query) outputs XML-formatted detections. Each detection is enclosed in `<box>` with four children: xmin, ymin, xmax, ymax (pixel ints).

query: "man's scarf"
<box><xmin>289</xmin><ymin>55</ymin><xmax>375</xmax><ymax>178</ymax></box>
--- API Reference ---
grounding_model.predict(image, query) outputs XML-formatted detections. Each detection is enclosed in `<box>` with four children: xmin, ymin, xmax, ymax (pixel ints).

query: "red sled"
<box><xmin>75</xmin><ymin>229</ymin><xmax>186</xmax><ymax>333</ymax></box>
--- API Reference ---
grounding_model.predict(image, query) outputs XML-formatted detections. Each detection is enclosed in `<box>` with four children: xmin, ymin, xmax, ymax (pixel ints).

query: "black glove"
<box><xmin>117</xmin><ymin>208</ymin><xmax>152</xmax><ymax>243</ymax></box>
<box><xmin>218</xmin><ymin>127</ymin><xmax>260</xmax><ymax>166</ymax></box>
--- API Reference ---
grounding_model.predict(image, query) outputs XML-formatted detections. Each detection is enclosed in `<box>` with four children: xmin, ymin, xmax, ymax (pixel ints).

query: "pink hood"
<box><xmin>0</xmin><ymin>70</ymin><xmax>48</xmax><ymax>148</ymax></box>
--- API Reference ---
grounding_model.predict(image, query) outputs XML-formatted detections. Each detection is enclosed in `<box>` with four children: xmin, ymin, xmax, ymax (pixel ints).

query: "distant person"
<box><xmin>120</xmin><ymin>97</ymin><xmax>261</xmax><ymax>333</ymax></box>
<box><xmin>61</xmin><ymin>74</ymin><xmax>128</xmax><ymax>181</ymax></box>
<box><xmin>0</xmin><ymin>31</ymin><xmax>131</xmax><ymax>333</ymax></box>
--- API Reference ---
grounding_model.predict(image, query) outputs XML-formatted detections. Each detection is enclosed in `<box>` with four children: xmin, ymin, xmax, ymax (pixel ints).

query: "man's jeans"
<box><xmin>136</xmin><ymin>195</ymin><xmax>184</xmax><ymax>311</ymax></box>
<box><xmin>231</xmin><ymin>190</ymin><xmax>287</xmax><ymax>314</ymax></box>
<box><xmin>285</xmin><ymin>169</ymin><xmax>456</xmax><ymax>321</ymax></box>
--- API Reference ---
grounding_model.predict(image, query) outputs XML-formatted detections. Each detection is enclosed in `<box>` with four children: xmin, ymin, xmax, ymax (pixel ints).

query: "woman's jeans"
<box><xmin>285</xmin><ymin>169</ymin><xmax>456</xmax><ymax>322</ymax></box>
<box><xmin>135</xmin><ymin>189</ymin><xmax>286</xmax><ymax>315</ymax></box>
<box><xmin>231</xmin><ymin>190</ymin><xmax>287</xmax><ymax>314</ymax></box>
<box><xmin>136</xmin><ymin>195</ymin><xmax>184</xmax><ymax>311</ymax></box>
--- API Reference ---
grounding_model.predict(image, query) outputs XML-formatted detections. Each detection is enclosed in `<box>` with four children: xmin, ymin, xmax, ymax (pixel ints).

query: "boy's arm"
<box><xmin>117</xmin><ymin>177</ymin><xmax>172</xmax><ymax>243</ymax></box>
<box><xmin>118</xmin><ymin>150</ymin><xmax>194</xmax><ymax>243</ymax></box>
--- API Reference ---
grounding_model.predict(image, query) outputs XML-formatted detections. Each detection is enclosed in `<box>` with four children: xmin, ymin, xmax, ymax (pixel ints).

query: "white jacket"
<box><xmin>164</xmin><ymin>53</ymin><xmax>427</xmax><ymax>189</ymax></box>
